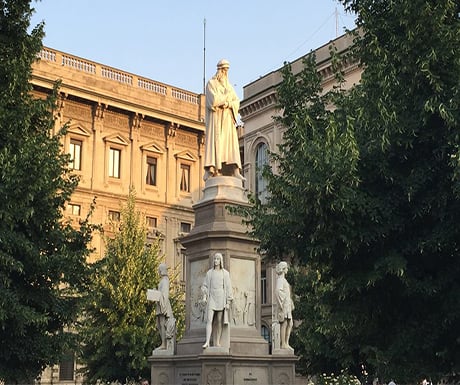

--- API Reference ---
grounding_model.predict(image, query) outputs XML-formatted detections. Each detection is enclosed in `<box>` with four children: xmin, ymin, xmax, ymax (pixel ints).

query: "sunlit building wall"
<box><xmin>31</xmin><ymin>47</ymin><xmax>205</xmax><ymax>385</ymax></box>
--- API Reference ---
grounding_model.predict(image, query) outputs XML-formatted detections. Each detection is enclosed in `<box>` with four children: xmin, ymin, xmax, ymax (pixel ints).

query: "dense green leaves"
<box><xmin>239</xmin><ymin>0</ymin><xmax>459</xmax><ymax>383</ymax></box>
<box><xmin>78</xmin><ymin>189</ymin><xmax>184</xmax><ymax>384</ymax></box>
<box><xmin>0</xmin><ymin>0</ymin><xmax>94</xmax><ymax>383</ymax></box>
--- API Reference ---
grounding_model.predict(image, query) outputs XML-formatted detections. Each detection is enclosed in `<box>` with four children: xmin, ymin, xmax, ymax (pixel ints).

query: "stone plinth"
<box><xmin>149</xmin><ymin>353</ymin><xmax>297</xmax><ymax>385</ymax></box>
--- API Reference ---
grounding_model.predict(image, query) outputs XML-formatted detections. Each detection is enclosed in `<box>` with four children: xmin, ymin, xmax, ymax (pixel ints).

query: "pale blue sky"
<box><xmin>30</xmin><ymin>0</ymin><xmax>356</xmax><ymax>98</ymax></box>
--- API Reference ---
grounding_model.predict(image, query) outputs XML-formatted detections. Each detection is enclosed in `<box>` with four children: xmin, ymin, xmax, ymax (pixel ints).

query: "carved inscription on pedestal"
<box><xmin>233</xmin><ymin>367</ymin><xmax>268</xmax><ymax>384</ymax></box>
<box><xmin>176</xmin><ymin>368</ymin><xmax>201</xmax><ymax>385</ymax></box>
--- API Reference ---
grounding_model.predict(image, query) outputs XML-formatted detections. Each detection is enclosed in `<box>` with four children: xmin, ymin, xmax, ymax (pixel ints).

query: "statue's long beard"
<box><xmin>216</xmin><ymin>72</ymin><xmax>228</xmax><ymax>86</ymax></box>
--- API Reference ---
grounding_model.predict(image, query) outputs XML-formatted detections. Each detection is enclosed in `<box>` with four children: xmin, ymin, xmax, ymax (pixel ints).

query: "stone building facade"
<box><xmin>31</xmin><ymin>47</ymin><xmax>205</xmax><ymax>384</ymax></box>
<box><xmin>239</xmin><ymin>31</ymin><xmax>362</xmax><ymax>347</ymax></box>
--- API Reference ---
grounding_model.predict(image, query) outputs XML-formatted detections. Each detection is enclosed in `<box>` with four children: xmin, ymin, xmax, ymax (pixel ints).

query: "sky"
<box><xmin>30</xmin><ymin>0</ymin><xmax>356</xmax><ymax>99</ymax></box>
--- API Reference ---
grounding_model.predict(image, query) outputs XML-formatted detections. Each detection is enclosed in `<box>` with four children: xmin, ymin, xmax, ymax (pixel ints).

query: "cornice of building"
<box><xmin>31</xmin><ymin>47</ymin><xmax>205</xmax><ymax>132</ymax></box>
<box><xmin>240</xmin><ymin>31</ymin><xmax>360</xmax><ymax>121</ymax></box>
<box><xmin>73</xmin><ymin>187</ymin><xmax>196</xmax><ymax>214</ymax></box>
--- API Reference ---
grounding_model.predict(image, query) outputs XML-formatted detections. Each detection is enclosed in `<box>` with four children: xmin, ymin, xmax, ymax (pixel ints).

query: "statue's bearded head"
<box><xmin>215</xmin><ymin>59</ymin><xmax>230</xmax><ymax>83</ymax></box>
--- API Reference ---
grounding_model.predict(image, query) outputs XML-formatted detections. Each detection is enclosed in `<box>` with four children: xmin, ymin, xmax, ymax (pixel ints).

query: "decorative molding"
<box><xmin>93</xmin><ymin>102</ymin><xmax>106</xmax><ymax>120</ymax></box>
<box><xmin>131</xmin><ymin>112</ymin><xmax>143</xmax><ymax>131</ymax></box>
<box><xmin>103</xmin><ymin>133</ymin><xmax>129</xmax><ymax>146</ymax></box>
<box><xmin>67</xmin><ymin>124</ymin><xmax>91</xmax><ymax>137</ymax></box>
<box><xmin>140</xmin><ymin>141</ymin><xmax>165</xmax><ymax>154</ymax></box>
<box><xmin>167</xmin><ymin>122</ymin><xmax>179</xmax><ymax>137</ymax></box>
<box><xmin>176</xmin><ymin>131</ymin><xmax>197</xmax><ymax>147</ymax></box>
<box><xmin>240</xmin><ymin>92</ymin><xmax>277</xmax><ymax>119</ymax></box>
<box><xmin>206</xmin><ymin>368</ymin><xmax>223</xmax><ymax>385</ymax></box>
<box><xmin>63</xmin><ymin>99</ymin><xmax>93</xmax><ymax>122</ymax></box>
<box><xmin>174</xmin><ymin>150</ymin><xmax>197</xmax><ymax>162</ymax></box>
<box><xmin>104</xmin><ymin>110</ymin><xmax>130</xmax><ymax>129</ymax></box>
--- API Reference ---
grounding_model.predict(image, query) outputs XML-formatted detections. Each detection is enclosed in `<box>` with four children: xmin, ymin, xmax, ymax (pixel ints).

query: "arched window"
<box><xmin>255</xmin><ymin>143</ymin><xmax>268</xmax><ymax>203</ymax></box>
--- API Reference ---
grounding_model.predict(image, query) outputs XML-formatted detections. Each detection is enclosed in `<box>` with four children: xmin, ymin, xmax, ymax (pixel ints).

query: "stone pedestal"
<box><xmin>149</xmin><ymin>353</ymin><xmax>297</xmax><ymax>385</ymax></box>
<box><xmin>151</xmin><ymin>334</ymin><xmax>175</xmax><ymax>356</ymax></box>
<box><xmin>148</xmin><ymin>176</ymin><xmax>297</xmax><ymax>384</ymax></box>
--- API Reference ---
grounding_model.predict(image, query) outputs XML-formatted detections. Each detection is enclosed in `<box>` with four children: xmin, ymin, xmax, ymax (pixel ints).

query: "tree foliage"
<box><xmin>0</xmin><ymin>0</ymin><xmax>94</xmax><ymax>383</ymax></box>
<box><xmin>79</xmin><ymin>189</ymin><xmax>185</xmax><ymax>384</ymax></box>
<box><xmin>239</xmin><ymin>0</ymin><xmax>460</xmax><ymax>383</ymax></box>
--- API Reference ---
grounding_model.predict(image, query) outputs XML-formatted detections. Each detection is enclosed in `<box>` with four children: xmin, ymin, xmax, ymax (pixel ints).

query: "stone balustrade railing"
<box><xmin>37</xmin><ymin>47</ymin><xmax>201</xmax><ymax>105</ymax></box>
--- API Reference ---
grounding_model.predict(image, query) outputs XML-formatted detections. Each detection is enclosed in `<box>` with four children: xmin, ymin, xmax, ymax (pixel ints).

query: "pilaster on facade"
<box><xmin>92</xmin><ymin>102</ymin><xmax>106</xmax><ymax>131</ymax></box>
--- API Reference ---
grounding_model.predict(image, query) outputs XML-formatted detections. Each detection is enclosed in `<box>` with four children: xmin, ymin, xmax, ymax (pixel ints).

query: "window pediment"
<box><xmin>140</xmin><ymin>142</ymin><xmax>165</xmax><ymax>154</ymax></box>
<box><xmin>67</xmin><ymin>124</ymin><xmax>90</xmax><ymax>137</ymax></box>
<box><xmin>103</xmin><ymin>134</ymin><xmax>129</xmax><ymax>146</ymax></box>
<box><xmin>174</xmin><ymin>150</ymin><xmax>196</xmax><ymax>162</ymax></box>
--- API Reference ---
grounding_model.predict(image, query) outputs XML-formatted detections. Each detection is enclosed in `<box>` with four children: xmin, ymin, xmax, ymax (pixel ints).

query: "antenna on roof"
<box><xmin>335</xmin><ymin>7</ymin><xmax>339</xmax><ymax>37</ymax></box>
<box><xmin>203</xmin><ymin>18</ymin><xmax>206</xmax><ymax>94</ymax></box>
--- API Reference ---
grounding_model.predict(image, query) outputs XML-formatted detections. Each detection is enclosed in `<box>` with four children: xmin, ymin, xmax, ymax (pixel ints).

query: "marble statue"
<box><xmin>274</xmin><ymin>261</ymin><xmax>294</xmax><ymax>350</ymax></box>
<box><xmin>147</xmin><ymin>263</ymin><xmax>176</xmax><ymax>354</ymax></box>
<box><xmin>203</xmin><ymin>59</ymin><xmax>244</xmax><ymax>181</ymax></box>
<box><xmin>201</xmin><ymin>252</ymin><xmax>233</xmax><ymax>348</ymax></box>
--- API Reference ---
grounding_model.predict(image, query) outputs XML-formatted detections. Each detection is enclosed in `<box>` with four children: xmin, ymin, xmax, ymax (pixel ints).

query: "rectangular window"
<box><xmin>180</xmin><ymin>164</ymin><xmax>190</xmax><ymax>192</ymax></box>
<box><xmin>180</xmin><ymin>222</ymin><xmax>191</xmax><ymax>234</ymax></box>
<box><xmin>146</xmin><ymin>216</ymin><xmax>158</xmax><ymax>238</ymax></box>
<box><xmin>69</xmin><ymin>139</ymin><xmax>82</xmax><ymax>171</ymax></box>
<box><xmin>109</xmin><ymin>148</ymin><xmax>121</xmax><ymax>178</ymax></box>
<box><xmin>67</xmin><ymin>203</ymin><xmax>81</xmax><ymax>216</ymax></box>
<box><xmin>59</xmin><ymin>351</ymin><xmax>75</xmax><ymax>381</ymax></box>
<box><xmin>146</xmin><ymin>216</ymin><xmax>157</xmax><ymax>228</ymax></box>
<box><xmin>261</xmin><ymin>269</ymin><xmax>267</xmax><ymax>304</ymax></box>
<box><xmin>146</xmin><ymin>156</ymin><xmax>157</xmax><ymax>186</ymax></box>
<box><xmin>108</xmin><ymin>210</ymin><xmax>120</xmax><ymax>222</ymax></box>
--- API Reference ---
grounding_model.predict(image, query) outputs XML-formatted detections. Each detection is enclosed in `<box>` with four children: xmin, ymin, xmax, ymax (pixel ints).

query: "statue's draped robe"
<box><xmin>202</xmin><ymin>268</ymin><xmax>233</xmax><ymax>324</ymax></box>
<box><xmin>156</xmin><ymin>276</ymin><xmax>175</xmax><ymax>338</ymax></box>
<box><xmin>275</xmin><ymin>275</ymin><xmax>294</xmax><ymax>322</ymax></box>
<box><xmin>204</xmin><ymin>76</ymin><xmax>241</xmax><ymax>171</ymax></box>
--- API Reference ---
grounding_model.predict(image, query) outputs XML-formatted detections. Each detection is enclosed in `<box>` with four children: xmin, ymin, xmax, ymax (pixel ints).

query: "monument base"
<box><xmin>161</xmin><ymin>175</ymin><xmax>298</xmax><ymax>384</ymax></box>
<box><xmin>149</xmin><ymin>352</ymin><xmax>297</xmax><ymax>385</ymax></box>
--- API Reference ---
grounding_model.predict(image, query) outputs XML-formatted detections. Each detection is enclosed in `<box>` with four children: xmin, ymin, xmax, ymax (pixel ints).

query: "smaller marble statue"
<box><xmin>274</xmin><ymin>261</ymin><xmax>294</xmax><ymax>351</ymax></box>
<box><xmin>147</xmin><ymin>263</ymin><xmax>176</xmax><ymax>354</ymax></box>
<box><xmin>201</xmin><ymin>253</ymin><xmax>233</xmax><ymax>349</ymax></box>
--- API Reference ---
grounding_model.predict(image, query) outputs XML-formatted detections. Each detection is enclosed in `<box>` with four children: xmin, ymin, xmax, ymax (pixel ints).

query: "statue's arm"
<box><xmin>206</xmin><ymin>80</ymin><xmax>227</xmax><ymax>110</ymax></box>
<box><xmin>275</xmin><ymin>279</ymin><xmax>287</xmax><ymax>309</ymax></box>
<box><xmin>228</xmin><ymin>87</ymin><xmax>240</xmax><ymax>123</ymax></box>
<box><xmin>201</xmin><ymin>272</ymin><xmax>209</xmax><ymax>302</ymax></box>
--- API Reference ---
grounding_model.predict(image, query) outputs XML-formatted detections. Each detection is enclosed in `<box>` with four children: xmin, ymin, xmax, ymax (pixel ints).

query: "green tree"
<box><xmin>0</xmin><ymin>0</ymin><xmax>94</xmax><ymax>383</ymax></box>
<box><xmin>79</xmin><ymin>189</ymin><xmax>184</xmax><ymax>384</ymax></box>
<box><xmin>239</xmin><ymin>0</ymin><xmax>460</xmax><ymax>383</ymax></box>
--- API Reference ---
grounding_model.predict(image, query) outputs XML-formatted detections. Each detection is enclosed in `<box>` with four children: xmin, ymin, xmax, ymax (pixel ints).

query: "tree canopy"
<box><xmin>239</xmin><ymin>0</ymin><xmax>460</xmax><ymax>383</ymax></box>
<box><xmin>0</xmin><ymin>0</ymin><xmax>94</xmax><ymax>382</ymax></box>
<box><xmin>78</xmin><ymin>189</ymin><xmax>184</xmax><ymax>384</ymax></box>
